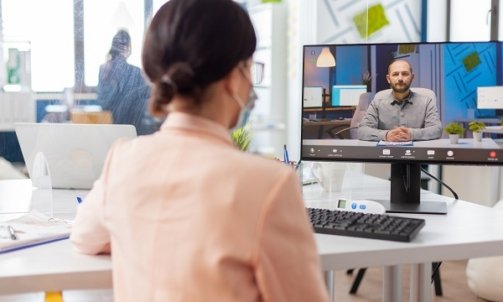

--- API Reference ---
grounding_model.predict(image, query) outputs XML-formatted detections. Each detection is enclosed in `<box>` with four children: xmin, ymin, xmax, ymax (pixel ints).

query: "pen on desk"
<box><xmin>76</xmin><ymin>196</ymin><xmax>83</xmax><ymax>204</ymax></box>
<box><xmin>283</xmin><ymin>144</ymin><xmax>290</xmax><ymax>164</ymax></box>
<box><xmin>7</xmin><ymin>225</ymin><xmax>17</xmax><ymax>240</ymax></box>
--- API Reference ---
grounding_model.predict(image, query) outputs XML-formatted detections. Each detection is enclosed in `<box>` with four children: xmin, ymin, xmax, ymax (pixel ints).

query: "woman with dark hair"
<box><xmin>97</xmin><ymin>29</ymin><xmax>156</xmax><ymax>135</ymax></box>
<box><xmin>71</xmin><ymin>1</ymin><xmax>328</xmax><ymax>301</ymax></box>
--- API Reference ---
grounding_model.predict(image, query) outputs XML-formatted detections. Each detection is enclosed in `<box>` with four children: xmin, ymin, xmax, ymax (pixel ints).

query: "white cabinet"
<box><xmin>0</xmin><ymin>92</ymin><xmax>35</xmax><ymax>130</ymax></box>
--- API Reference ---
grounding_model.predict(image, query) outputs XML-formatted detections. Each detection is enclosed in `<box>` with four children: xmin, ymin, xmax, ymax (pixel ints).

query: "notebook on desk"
<box><xmin>0</xmin><ymin>211</ymin><xmax>71</xmax><ymax>254</ymax></box>
<box><xmin>15</xmin><ymin>123</ymin><xmax>137</xmax><ymax>189</ymax></box>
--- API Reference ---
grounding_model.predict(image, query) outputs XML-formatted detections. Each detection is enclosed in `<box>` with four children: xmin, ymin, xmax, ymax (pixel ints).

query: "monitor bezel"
<box><xmin>300</xmin><ymin>41</ymin><xmax>503</xmax><ymax>167</ymax></box>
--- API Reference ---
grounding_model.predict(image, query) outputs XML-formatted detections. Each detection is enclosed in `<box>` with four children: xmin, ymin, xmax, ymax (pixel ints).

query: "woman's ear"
<box><xmin>223</xmin><ymin>66</ymin><xmax>242</xmax><ymax>96</ymax></box>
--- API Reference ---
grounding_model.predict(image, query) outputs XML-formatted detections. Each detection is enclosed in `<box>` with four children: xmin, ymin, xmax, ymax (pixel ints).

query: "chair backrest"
<box><xmin>374</xmin><ymin>88</ymin><xmax>437</xmax><ymax>102</ymax></box>
<box><xmin>372</xmin><ymin>86</ymin><xmax>439</xmax><ymax>116</ymax></box>
<box><xmin>409</xmin><ymin>88</ymin><xmax>437</xmax><ymax>109</ymax></box>
<box><xmin>349</xmin><ymin>92</ymin><xmax>375</xmax><ymax>138</ymax></box>
<box><xmin>410</xmin><ymin>88</ymin><xmax>439</xmax><ymax>116</ymax></box>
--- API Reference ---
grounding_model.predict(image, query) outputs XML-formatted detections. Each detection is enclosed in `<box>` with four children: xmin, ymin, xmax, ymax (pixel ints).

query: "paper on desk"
<box><xmin>0</xmin><ymin>211</ymin><xmax>72</xmax><ymax>254</ymax></box>
<box><xmin>377</xmin><ymin>140</ymin><xmax>413</xmax><ymax>146</ymax></box>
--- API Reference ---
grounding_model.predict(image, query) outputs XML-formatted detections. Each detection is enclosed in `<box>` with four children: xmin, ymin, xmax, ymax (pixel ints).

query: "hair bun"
<box><xmin>150</xmin><ymin>62</ymin><xmax>197</xmax><ymax>117</ymax></box>
<box><xmin>163</xmin><ymin>62</ymin><xmax>195</xmax><ymax>94</ymax></box>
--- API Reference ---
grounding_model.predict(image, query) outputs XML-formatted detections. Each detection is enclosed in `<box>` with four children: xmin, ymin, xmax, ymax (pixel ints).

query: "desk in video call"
<box><xmin>303</xmin><ymin>119</ymin><xmax>352</xmax><ymax>139</ymax></box>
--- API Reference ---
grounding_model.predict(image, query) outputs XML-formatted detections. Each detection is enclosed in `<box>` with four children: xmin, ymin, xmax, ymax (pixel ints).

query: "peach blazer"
<box><xmin>70</xmin><ymin>112</ymin><xmax>328</xmax><ymax>302</ymax></box>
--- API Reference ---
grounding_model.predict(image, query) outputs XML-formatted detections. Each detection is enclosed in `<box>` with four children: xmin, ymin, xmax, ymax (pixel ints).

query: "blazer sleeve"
<box><xmin>69</xmin><ymin>144</ymin><xmax>117</xmax><ymax>255</ymax></box>
<box><xmin>253</xmin><ymin>170</ymin><xmax>329</xmax><ymax>302</ymax></box>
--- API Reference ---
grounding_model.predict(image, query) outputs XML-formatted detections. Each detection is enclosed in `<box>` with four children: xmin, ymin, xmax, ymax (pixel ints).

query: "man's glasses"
<box><xmin>250</xmin><ymin>61</ymin><xmax>264</xmax><ymax>85</ymax></box>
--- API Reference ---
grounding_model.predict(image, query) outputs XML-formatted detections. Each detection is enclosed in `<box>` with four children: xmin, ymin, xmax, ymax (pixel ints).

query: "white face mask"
<box><xmin>231</xmin><ymin>87</ymin><xmax>257</xmax><ymax>131</ymax></box>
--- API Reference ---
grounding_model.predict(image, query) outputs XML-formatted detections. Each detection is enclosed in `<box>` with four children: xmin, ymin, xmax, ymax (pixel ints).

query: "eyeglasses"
<box><xmin>239</xmin><ymin>61</ymin><xmax>264</xmax><ymax>86</ymax></box>
<box><xmin>251</xmin><ymin>61</ymin><xmax>264</xmax><ymax>85</ymax></box>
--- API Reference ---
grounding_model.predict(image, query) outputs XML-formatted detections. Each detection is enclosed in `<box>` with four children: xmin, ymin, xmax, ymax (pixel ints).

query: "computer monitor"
<box><xmin>331</xmin><ymin>85</ymin><xmax>367</xmax><ymax>106</ymax></box>
<box><xmin>477</xmin><ymin>86</ymin><xmax>503</xmax><ymax>109</ymax></box>
<box><xmin>301</xmin><ymin>42</ymin><xmax>503</xmax><ymax>214</ymax></box>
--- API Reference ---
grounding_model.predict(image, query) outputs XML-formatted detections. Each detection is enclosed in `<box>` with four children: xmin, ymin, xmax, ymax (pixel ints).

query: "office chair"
<box><xmin>373</xmin><ymin>87</ymin><xmax>438</xmax><ymax>110</ymax></box>
<box><xmin>330</xmin><ymin>92</ymin><xmax>374</xmax><ymax>139</ymax></box>
<box><xmin>349</xmin><ymin>92</ymin><xmax>374</xmax><ymax>139</ymax></box>
<box><xmin>339</xmin><ymin>88</ymin><xmax>438</xmax><ymax>139</ymax></box>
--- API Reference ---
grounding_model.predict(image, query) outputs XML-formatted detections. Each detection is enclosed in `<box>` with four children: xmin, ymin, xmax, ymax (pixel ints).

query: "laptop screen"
<box><xmin>15</xmin><ymin>123</ymin><xmax>137</xmax><ymax>189</ymax></box>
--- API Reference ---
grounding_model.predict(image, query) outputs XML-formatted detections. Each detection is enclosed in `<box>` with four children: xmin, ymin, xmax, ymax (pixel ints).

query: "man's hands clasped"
<box><xmin>385</xmin><ymin>127</ymin><xmax>411</xmax><ymax>142</ymax></box>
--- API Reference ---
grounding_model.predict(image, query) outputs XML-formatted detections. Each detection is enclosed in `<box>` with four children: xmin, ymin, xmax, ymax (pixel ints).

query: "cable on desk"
<box><xmin>420</xmin><ymin>167</ymin><xmax>459</xmax><ymax>200</ymax></box>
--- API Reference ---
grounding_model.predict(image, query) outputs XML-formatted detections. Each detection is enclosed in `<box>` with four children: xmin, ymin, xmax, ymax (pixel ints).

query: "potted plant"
<box><xmin>231</xmin><ymin>127</ymin><xmax>251</xmax><ymax>151</ymax></box>
<box><xmin>444</xmin><ymin>122</ymin><xmax>464</xmax><ymax>144</ymax></box>
<box><xmin>468</xmin><ymin>121</ymin><xmax>486</xmax><ymax>142</ymax></box>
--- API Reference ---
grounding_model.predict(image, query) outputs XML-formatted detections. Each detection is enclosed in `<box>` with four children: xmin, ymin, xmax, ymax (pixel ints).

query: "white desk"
<box><xmin>0</xmin><ymin>181</ymin><xmax>112</xmax><ymax>294</ymax></box>
<box><xmin>0</xmin><ymin>240</ymin><xmax>111</xmax><ymax>294</ymax></box>
<box><xmin>304</xmin><ymin>174</ymin><xmax>503</xmax><ymax>302</ymax></box>
<box><xmin>1</xmin><ymin>177</ymin><xmax>503</xmax><ymax>302</ymax></box>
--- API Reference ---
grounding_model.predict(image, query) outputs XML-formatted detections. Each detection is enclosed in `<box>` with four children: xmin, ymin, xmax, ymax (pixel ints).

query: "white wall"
<box><xmin>284</xmin><ymin>0</ymin><xmax>503</xmax><ymax>206</ymax></box>
<box><xmin>443</xmin><ymin>166</ymin><xmax>501</xmax><ymax>206</ymax></box>
<box><xmin>285</xmin><ymin>0</ymin><xmax>317</xmax><ymax>161</ymax></box>
<box><xmin>247</xmin><ymin>2</ymin><xmax>288</xmax><ymax>158</ymax></box>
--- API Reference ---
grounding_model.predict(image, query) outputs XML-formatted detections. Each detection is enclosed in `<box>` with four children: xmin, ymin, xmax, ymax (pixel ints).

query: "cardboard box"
<box><xmin>71</xmin><ymin>110</ymin><xmax>113</xmax><ymax>124</ymax></box>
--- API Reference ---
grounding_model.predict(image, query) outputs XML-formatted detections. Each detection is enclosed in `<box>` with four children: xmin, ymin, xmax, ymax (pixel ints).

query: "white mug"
<box><xmin>312</xmin><ymin>162</ymin><xmax>346</xmax><ymax>192</ymax></box>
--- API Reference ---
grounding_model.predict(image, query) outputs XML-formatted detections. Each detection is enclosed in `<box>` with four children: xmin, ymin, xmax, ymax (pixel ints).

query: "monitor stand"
<box><xmin>384</xmin><ymin>163</ymin><xmax>447</xmax><ymax>215</ymax></box>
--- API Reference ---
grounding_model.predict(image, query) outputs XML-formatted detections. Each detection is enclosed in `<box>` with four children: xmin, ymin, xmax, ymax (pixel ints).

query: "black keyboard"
<box><xmin>307</xmin><ymin>208</ymin><xmax>425</xmax><ymax>242</ymax></box>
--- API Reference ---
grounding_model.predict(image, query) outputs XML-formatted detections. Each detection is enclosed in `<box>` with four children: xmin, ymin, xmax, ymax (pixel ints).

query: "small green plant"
<box><xmin>444</xmin><ymin>122</ymin><xmax>464</xmax><ymax>136</ymax></box>
<box><xmin>231</xmin><ymin>127</ymin><xmax>251</xmax><ymax>151</ymax></box>
<box><xmin>468</xmin><ymin>121</ymin><xmax>486</xmax><ymax>133</ymax></box>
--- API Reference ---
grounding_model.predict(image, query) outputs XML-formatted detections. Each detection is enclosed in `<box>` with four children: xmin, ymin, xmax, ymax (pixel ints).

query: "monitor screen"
<box><xmin>477</xmin><ymin>86</ymin><xmax>503</xmax><ymax>109</ymax></box>
<box><xmin>300</xmin><ymin>42</ymin><xmax>503</xmax><ymax>214</ymax></box>
<box><xmin>331</xmin><ymin>85</ymin><xmax>367</xmax><ymax>106</ymax></box>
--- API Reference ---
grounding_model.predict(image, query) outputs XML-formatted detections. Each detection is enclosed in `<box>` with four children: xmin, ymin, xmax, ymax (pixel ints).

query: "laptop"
<box><xmin>15</xmin><ymin>123</ymin><xmax>137</xmax><ymax>189</ymax></box>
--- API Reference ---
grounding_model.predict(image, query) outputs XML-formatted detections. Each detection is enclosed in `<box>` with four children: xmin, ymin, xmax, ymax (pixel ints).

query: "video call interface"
<box><xmin>301</xmin><ymin>42</ymin><xmax>503</xmax><ymax>164</ymax></box>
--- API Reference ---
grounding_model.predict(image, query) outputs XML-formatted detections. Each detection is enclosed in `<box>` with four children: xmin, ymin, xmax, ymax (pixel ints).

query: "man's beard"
<box><xmin>391</xmin><ymin>82</ymin><xmax>410</xmax><ymax>93</ymax></box>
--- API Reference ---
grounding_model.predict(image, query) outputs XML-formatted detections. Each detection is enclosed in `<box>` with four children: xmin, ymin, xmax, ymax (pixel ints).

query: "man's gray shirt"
<box><xmin>358</xmin><ymin>89</ymin><xmax>442</xmax><ymax>141</ymax></box>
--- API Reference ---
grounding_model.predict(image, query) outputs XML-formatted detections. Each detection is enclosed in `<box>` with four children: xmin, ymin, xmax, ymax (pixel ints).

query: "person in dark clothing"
<box><xmin>97</xmin><ymin>29</ymin><xmax>158</xmax><ymax>135</ymax></box>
